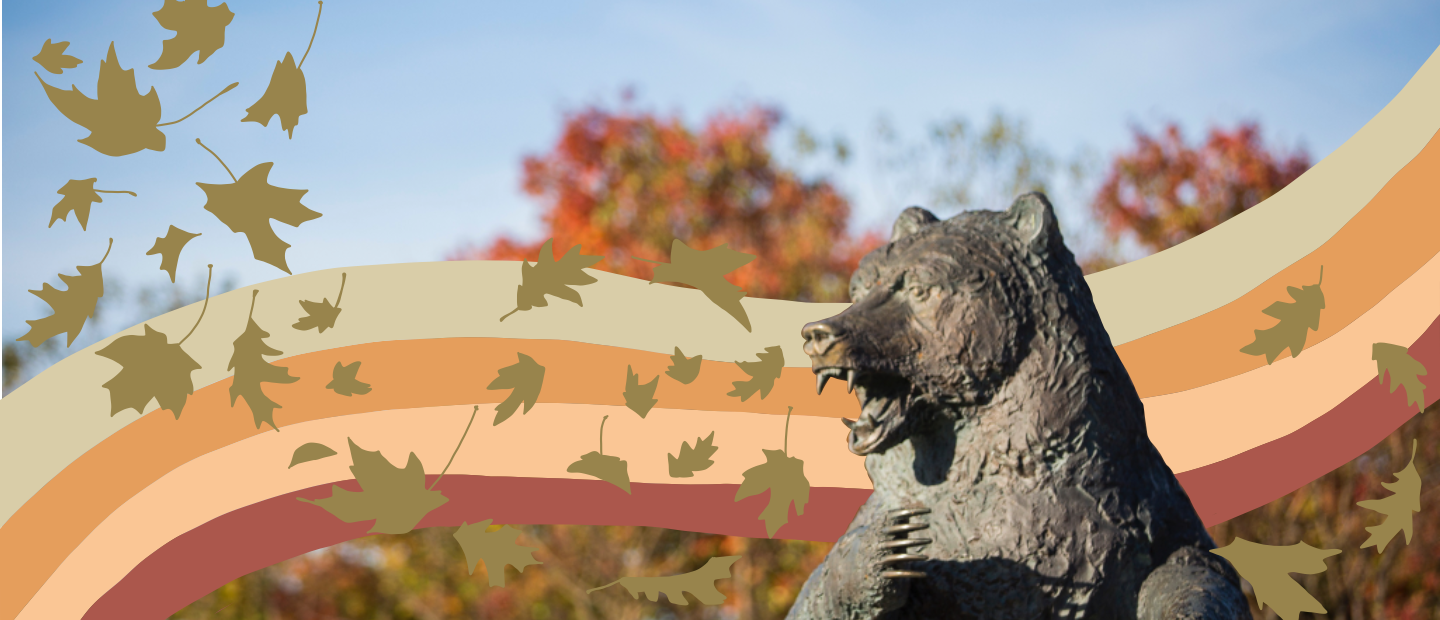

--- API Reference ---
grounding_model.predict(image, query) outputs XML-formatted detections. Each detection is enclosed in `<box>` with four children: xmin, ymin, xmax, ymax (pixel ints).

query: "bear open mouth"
<box><xmin>816</xmin><ymin>367</ymin><xmax>913</xmax><ymax>455</ymax></box>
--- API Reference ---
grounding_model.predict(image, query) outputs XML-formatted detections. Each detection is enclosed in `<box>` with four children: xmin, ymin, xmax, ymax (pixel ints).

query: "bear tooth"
<box><xmin>817</xmin><ymin>374</ymin><xmax>831</xmax><ymax>395</ymax></box>
<box><xmin>847</xmin><ymin>369</ymin><xmax>857</xmax><ymax>393</ymax></box>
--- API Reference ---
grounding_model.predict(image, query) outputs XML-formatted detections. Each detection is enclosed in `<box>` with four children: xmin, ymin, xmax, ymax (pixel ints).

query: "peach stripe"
<box><xmin>18</xmin><ymin>404</ymin><xmax>864</xmax><ymax>620</ymax></box>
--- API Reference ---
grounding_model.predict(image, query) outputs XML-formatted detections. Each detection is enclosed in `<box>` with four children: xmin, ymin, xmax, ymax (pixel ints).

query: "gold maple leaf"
<box><xmin>33</xmin><ymin>39</ymin><xmax>82</xmax><ymax>74</ymax></box>
<box><xmin>1210</xmin><ymin>538</ymin><xmax>1341</xmax><ymax>620</ymax></box>
<box><xmin>587</xmin><ymin>556</ymin><xmax>741</xmax><ymax>606</ymax></box>
<box><xmin>567</xmin><ymin>415</ymin><xmax>631</xmax><ymax>493</ymax></box>
<box><xmin>48</xmin><ymin>178</ymin><xmax>136</xmax><ymax>231</ymax></box>
<box><xmin>1374</xmin><ymin>342</ymin><xmax>1428</xmax><ymax>412</ymax></box>
<box><xmin>18</xmin><ymin>238</ymin><xmax>112</xmax><ymax>348</ymax></box>
<box><xmin>1240</xmin><ymin>266</ymin><xmax>1325</xmax><ymax>364</ymax></box>
<box><xmin>668</xmin><ymin>431</ymin><xmax>719</xmax><ymax>478</ymax></box>
<box><xmin>500</xmin><ymin>238</ymin><xmax>603</xmax><ymax>321</ymax></box>
<box><xmin>299</xmin><ymin>438</ymin><xmax>449</xmax><ymax>534</ymax></box>
<box><xmin>635</xmin><ymin>240</ymin><xmax>756</xmax><ymax>331</ymax></box>
<box><xmin>289</xmin><ymin>442</ymin><xmax>337</xmax><ymax>468</ymax></box>
<box><xmin>665</xmin><ymin>347</ymin><xmax>703</xmax><ymax>384</ymax></box>
<box><xmin>453</xmin><ymin>520</ymin><xmax>543</xmax><ymax>587</ymax></box>
<box><xmin>149</xmin><ymin>0</ymin><xmax>235</xmax><ymax>70</ymax></box>
<box><xmin>1356</xmin><ymin>439</ymin><xmax>1422</xmax><ymax>554</ymax></box>
<box><xmin>326</xmin><ymin>361</ymin><xmax>371</xmax><ymax>396</ymax></box>
<box><xmin>487</xmin><ymin>352</ymin><xmax>546</xmax><ymax>426</ymax></box>
<box><xmin>95</xmin><ymin>265</ymin><xmax>214</xmax><ymax>419</ymax></box>
<box><xmin>728</xmin><ymin>345</ymin><xmax>784</xmax><ymax>402</ymax></box>
<box><xmin>293</xmin><ymin>272</ymin><xmax>346</xmax><ymax>333</ymax></box>
<box><xmin>145</xmin><ymin>225</ymin><xmax>201</xmax><ymax>283</ymax></box>
<box><xmin>734</xmin><ymin>407</ymin><xmax>809</xmax><ymax>538</ymax></box>
<box><xmin>241</xmin><ymin>2</ymin><xmax>323</xmax><ymax>138</ymax></box>
<box><xmin>196</xmin><ymin>139</ymin><xmax>322</xmax><ymax>274</ymax></box>
<box><xmin>228</xmin><ymin>289</ymin><xmax>300</xmax><ymax>431</ymax></box>
<box><xmin>623</xmin><ymin>364</ymin><xmax>659</xmax><ymax>418</ymax></box>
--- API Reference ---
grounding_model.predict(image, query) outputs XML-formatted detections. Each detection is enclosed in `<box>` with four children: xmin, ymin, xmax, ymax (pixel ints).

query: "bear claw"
<box><xmin>880</xmin><ymin>507</ymin><xmax>931</xmax><ymax>579</ymax></box>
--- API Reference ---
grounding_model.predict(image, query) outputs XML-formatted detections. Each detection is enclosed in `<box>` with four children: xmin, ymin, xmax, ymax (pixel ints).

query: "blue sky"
<box><xmin>4</xmin><ymin>0</ymin><xmax>1438</xmax><ymax>346</ymax></box>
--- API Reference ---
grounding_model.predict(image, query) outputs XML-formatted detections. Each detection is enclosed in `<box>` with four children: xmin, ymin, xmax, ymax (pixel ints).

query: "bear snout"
<box><xmin>802</xmin><ymin>321</ymin><xmax>841</xmax><ymax>356</ymax></box>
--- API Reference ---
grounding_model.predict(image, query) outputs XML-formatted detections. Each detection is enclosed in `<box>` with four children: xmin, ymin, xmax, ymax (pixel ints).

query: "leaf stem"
<box><xmin>783</xmin><ymin>406</ymin><xmax>792</xmax><ymax>455</ymax></box>
<box><xmin>178</xmin><ymin>264</ymin><xmax>214</xmax><ymax>346</ymax></box>
<box><xmin>248</xmin><ymin>289</ymin><xmax>259</xmax><ymax>321</ymax></box>
<box><xmin>334</xmin><ymin>272</ymin><xmax>347</xmax><ymax>308</ymax></box>
<box><xmin>196</xmin><ymin>139</ymin><xmax>238</xmax><ymax>183</ymax></box>
<box><xmin>631</xmin><ymin>256</ymin><xmax>662</xmax><ymax>264</ymax></box>
<box><xmin>158</xmin><ymin>82</ymin><xmax>239</xmax><ymax>127</ymax></box>
<box><xmin>1317</xmin><ymin>265</ymin><xmax>1324</xmax><ymax>286</ymax></box>
<box><xmin>586</xmin><ymin>579</ymin><xmax>624</xmax><ymax>595</ymax></box>
<box><xmin>500</xmin><ymin>307</ymin><xmax>519</xmax><ymax>322</ymax></box>
<box><xmin>599</xmin><ymin>415</ymin><xmax>609</xmax><ymax>455</ymax></box>
<box><xmin>298</xmin><ymin>1</ymin><xmax>324</xmax><ymax>70</ymax></box>
<box><xmin>430</xmin><ymin>405</ymin><xmax>479</xmax><ymax>491</ymax></box>
<box><xmin>94</xmin><ymin>189</ymin><xmax>138</xmax><ymax>197</ymax></box>
<box><xmin>98</xmin><ymin>237</ymin><xmax>114</xmax><ymax>265</ymax></box>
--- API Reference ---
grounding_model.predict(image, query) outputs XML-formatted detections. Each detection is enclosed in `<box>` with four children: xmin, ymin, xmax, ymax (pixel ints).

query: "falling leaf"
<box><xmin>587</xmin><ymin>556</ymin><xmax>741</xmax><ymax>606</ymax></box>
<box><xmin>48</xmin><ymin>178</ymin><xmax>137</xmax><ymax>231</ymax></box>
<box><xmin>1357</xmin><ymin>439</ymin><xmax>1422</xmax><ymax>553</ymax></box>
<box><xmin>668</xmin><ymin>431</ymin><xmax>718</xmax><ymax>478</ymax></box>
<box><xmin>1210</xmin><ymin>538</ymin><xmax>1341</xmax><ymax>620</ymax></box>
<box><xmin>33</xmin><ymin>39</ymin><xmax>82</xmax><ymax>74</ymax></box>
<box><xmin>453</xmin><ymin>519</ymin><xmax>543</xmax><ymax>587</ymax></box>
<box><xmin>196</xmin><ymin>139</ymin><xmax>321</xmax><ymax>274</ymax></box>
<box><xmin>488</xmin><ymin>352</ymin><xmax>546</xmax><ymax>426</ymax></box>
<box><xmin>1374</xmin><ymin>342</ymin><xmax>1427</xmax><ymax>411</ymax></box>
<box><xmin>289</xmin><ymin>442</ymin><xmax>337</xmax><ymax>468</ymax></box>
<box><xmin>727</xmin><ymin>345</ymin><xmax>784</xmax><ymax>402</ymax></box>
<box><xmin>293</xmin><ymin>272</ymin><xmax>346</xmax><ymax>332</ymax></box>
<box><xmin>635</xmin><ymin>240</ymin><xmax>756</xmax><ymax>331</ymax></box>
<box><xmin>146</xmin><ymin>225</ymin><xmax>201</xmax><ymax>283</ymax></box>
<box><xmin>567</xmin><ymin>415</ymin><xmax>630</xmax><ymax>493</ymax></box>
<box><xmin>149</xmin><ymin>0</ymin><xmax>235</xmax><ymax>70</ymax></box>
<box><xmin>36</xmin><ymin>42</ymin><xmax>237</xmax><ymax>157</ymax></box>
<box><xmin>18</xmin><ymin>238</ymin><xmax>112</xmax><ymax>348</ymax></box>
<box><xmin>326</xmin><ymin>361</ymin><xmax>371</xmax><ymax>396</ymax></box>
<box><xmin>623</xmin><ymin>365</ymin><xmax>659</xmax><ymax>418</ymax></box>
<box><xmin>241</xmin><ymin>2</ymin><xmax>321</xmax><ymax>139</ymax></box>
<box><xmin>665</xmin><ymin>347</ymin><xmax>702</xmax><ymax>384</ymax></box>
<box><xmin>499</xmin><ymin>239</ymin><xmax>602</xmax><ymax>321</ymax></box>
<box><xmin>96</xmin><ymin>264</ymin><xmax>213</xmax><ymax>419</ymax></box>
<box><xmin>1240</xmin><ymin>266</ymin><xmax>1325</xmax><ymax>364</ymax></box>
<box><xmin>735</xmin><ymin>407</ymin><xmax>809</xmax><ymax>538</ymax></box>
<box><xmin>298</xmin><ymin>438</ymin><xmax>449</xmax><ymax>534</ymax></box>
<box><xmin>228</xmin><ymin>289</ymin><xmax>300</xmax><ymax>431</ymax></box>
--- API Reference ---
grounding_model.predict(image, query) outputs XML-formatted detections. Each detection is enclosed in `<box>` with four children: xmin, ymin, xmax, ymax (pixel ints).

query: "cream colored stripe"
<box><xmin>17</xmin><ymin>404</ymin><xmax>865</xmax><ymax>620</ymax></box>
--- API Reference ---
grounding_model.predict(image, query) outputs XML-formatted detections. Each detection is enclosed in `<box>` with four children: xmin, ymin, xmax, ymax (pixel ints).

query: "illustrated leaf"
<box><xmin>198</xmin><ymin>150</ymin><xmax>321</xmax><ymax>275</ymax></box>
<box><xmin>146</xmin><ymin>225</ymin><xmax>201</xmax><ymax>283</ymax></box>
<box><xmin>587</xmin><ymin>556</ymin><xmax>741</xmax><ymax>606</ymax></box>
<box><xmin>18</xmin><ymin>238</ymin><xmax>112</xmax><ymax>348</ymax></box>
<box><xmin>568</xmin><ymin>415</ymin><xmax>630</xmax><ymax>492</ymax></box>
<box><xmin>1374</xmin><ymin>342</ymin><xmax>1427</xmax><ymax>411</ymax></box>
<box><xmin>95</xmin><ymin>324</ymin><xmax>203</xmax><ymax>418</ymax></box>
<box><xmin>289</xmin><ymin>442</ymin><xmax>337</xmax><ymax>468</ymax></box>
<box><xmin>1210</xmin><ymin>538</ymin><xmax>1341</xmax><ymax>620</ymax></box>
<box><xmin>149</xmin><ymin>0</ymin><xmax>235</xmax><ymax>70</ymax></box>
<box><xmin>453</xmin><ymin>519</ymin><xmax>543</xmax><ymax>587</ymax></box>
<box><xmin>1356</xmin><ymin>439</ymin><xmax>1422</xmax><ymax>554</ymax></box>
<box><xmin>36</xmin><ymin>43</ymin><xmax>237</xmax><ymax>157</ymax></box>
<box><xmin>34</xmin><ymin>39</ymin><xmax>82</xmax><ymax>74</ymax></box>
<box><xmin>499</xmin><ymin>238</ymin><xmax>602</xmax><ymax>321</ymax></box>
<box><xmin>665</xmin><ymin>347</ymin><xmax>702</xmax><ymax>384</ymax></box>
<box><xmin>242</xmin><ymin>2</ymin><xmax>321</xmax><ymax>138</ymax></box>
<box><xmin>727</xmin><ymin>345</ymin><xmax>784</xmax><ymax>401</ymax></box>
<box><xmin>326</xmin><ymin>361</ymin><xmax>371</xmax><ymax>396</ymax></box>
<box><xmin>228</xmin><ymin>291</ymin><xmax>300</xmax><ymax>431</ymax></box>
<box><xmin>639</xmin><ymin>240</ymin><xmax>756</xmax><ymax>331</ymax></box>
<box><xmin>735</xmin><ymin>447</ymin><xmax>809</xmax><ymax>538</ymax></box>
<box><xmin>293</xmin><ymin>272</ymin><xmax>346</xmax><ymax>333</ymax></box>
<box><xmin>487</xmin><ymin>352</ymin><xmax>546</xmax><ymax>426</ymax></box>
<box><xmin>668</xmin><ymin>431</ymin><xmax>718</xmax><ymax>478</ymax></box>
<box><xmin>1240</xmin><ymin>266</ymin><xmax>1325</xmax><ymax>364</ymax></box>
<box><xmin>49</xmin><ymin>179</ymin><xmax>136</xmax><ymax>231</ymax></box>
<box><xmin>623</xmin><ymin>365</ymin><xmax>659</xmax><ymax>418</ymax></box>
<box><xmin>298</xmin><ymin>438</ymin><xmax>449</xmax><ymax>534</ymax></box>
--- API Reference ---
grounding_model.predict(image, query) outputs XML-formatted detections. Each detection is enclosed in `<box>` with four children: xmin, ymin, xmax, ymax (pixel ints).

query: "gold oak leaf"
<box><xmin>149</xmin><ymin>0</ymin><xmax>235</xmax><ymax>70</ymax></box>
<box><xmin>728</xmin><ymin>345</ymin><xmax>784</xmax><ymax>402</ymax></box>
<box><xmin>146</xmin><ymin>225</ymin><xmax>201</xmax><ymax>283</ymax></box>
<box><xmin>735</xmin><ymin>407</ymin><xmax>809</xmax><ymax>538</ymax></box>
<box><xmin>587</xmin><ymin>556</ymin><xmax>742</xmax><ymax>606</ymax></box>
<box><xmin>665</xmin><ymin>347</ymin><xmax>702</xmax><ymax>384</ymax></box>
<box><xmin>453</xmin><ymin>519</ymin><xmax>543</xmax><ymax>587</ymax></box>
<box><xmin>1210</xmin><ymin>538</ymin><xmax>1341</xmax><ymax>620</ymax></box>
<box><xmin>289</xmin><ymin>442</ymin><xmax>337</xmax><ymax>468</ymax></box>
<box><xmin>326</xmin><ymin>361</ymin><xmax>371</xmax><ymax>396</ymax></box>
<box><xmin>1356</xmin><ymin>439</ymin><xmax>1422</xmax><ymax>554</ymax></box>
<box><xmin>567</xmin><ymin>415</ymin><xmax>631</xmax><ymax>493</ymax></box>
<box><xmin>635</xmin><ymin>240</ymin><xmax>756</xmax><ymax>331</ymax></box>
<box><xmin>488</xmin><ymin>352</ymin><xmax>546</xmax><ymax>426</ymax></box>
<box><xmin>95</xmin><ymin>265</ymin><xmax>213</xmax><ymax>419</ymax></box>
<box><xmin>1374</xmin><ymin>342</ymin><xmax>1428</xmax><ymax>411</ymax></box>
<box><xmin>293</xmin><ymin>272</ymin><xmax>346</xmax><ymax>333</ymax></box>
<box><xmin>36</xmin><ymin>42</ymin><xmax>237</xmax><ymax>157</ymax></box>
<box><xmin>668</xmin><ymin>431</ymin><xmax>719</xmax><ymax>478</ymax></box>
<box><xmin>1240</xmin><ymin>266</ymin><xmax>1326</xmax><ymax>364</ymax></box>
<box><xmin>228</xmin><ymin>290</ymin><xmax>300</xmax><ymax>431</ymax></box>
<box><xmin>298</xmin><ymin>438</ymin><xmax>449</xmax><ymax>534</ymax></box>
<box><xmin>33</xmin><ymin>39</ymin><xmax>82</xmax><ymax>74</ymax></box>
<box><xmin>500</xmin><ymin>238</ymin><xmax>603</xmax><ymax>322</ymax></box>
<box><xmin>242</xmin><ymin>3</ymin><xmax>323</xmax><ymax>139</ymax></box>
<box><xmin>196</xmin><ymin>139</ymin><xmax>321</xmax><ymax>275</ymax></box>
<box><xmin>623</xmin><ymin>365</ymin><xmax>659</xmax><ymax>418</ymax></box>
<box><xmin>49</xmin><ymin>179</ymin><xmax>136</xmax><ymax>231</ymax></box>
<box><xmin>18</xmin><ymin>238</ymin><xmax>112</xmax><ymax>348</ymax></box>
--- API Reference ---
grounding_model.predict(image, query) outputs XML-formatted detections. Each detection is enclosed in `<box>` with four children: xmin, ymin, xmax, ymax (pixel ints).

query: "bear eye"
<box><xmin>907</xmin><ymin>285</ymin><xmax>930</xmax><ymax>301</ymax></box>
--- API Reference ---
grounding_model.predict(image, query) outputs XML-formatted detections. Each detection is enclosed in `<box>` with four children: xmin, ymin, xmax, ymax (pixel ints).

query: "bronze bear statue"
<box><xmin>786</xmin><ymin>194</ymin><xmax>1252</xmax><ymax>619</ymax></box>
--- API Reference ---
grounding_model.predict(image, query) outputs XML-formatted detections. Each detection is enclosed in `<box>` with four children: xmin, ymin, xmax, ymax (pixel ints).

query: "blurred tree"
<box><xmin>447</xmin><ymin>97</ymin><xmax>886</xmax><ymax>303</ymax></box>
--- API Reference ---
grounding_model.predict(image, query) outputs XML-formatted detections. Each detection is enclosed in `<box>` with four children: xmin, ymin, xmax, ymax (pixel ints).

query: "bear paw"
<box><xmin>878</xmin><ymin>507</ymin><xmax>931</xmax><ymax>579</ymax></box>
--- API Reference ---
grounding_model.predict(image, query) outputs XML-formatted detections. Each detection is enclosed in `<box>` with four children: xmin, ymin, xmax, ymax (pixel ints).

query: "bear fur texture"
<box><xmin>786</xmin><ymin>194</ymin><xmax>1252</xmax><ymax>619</ymax></box>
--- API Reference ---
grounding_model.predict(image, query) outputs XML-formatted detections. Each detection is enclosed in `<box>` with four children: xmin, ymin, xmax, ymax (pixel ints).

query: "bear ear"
<box><xmin>1005</xmin><ymin>192</ymin><xmax>1058</xmax><ymax>254</ymax></box>
<box><xmin>891</xmin><ymin>206</ymin><xmax>940</xmax><ymax>242</ymax></box>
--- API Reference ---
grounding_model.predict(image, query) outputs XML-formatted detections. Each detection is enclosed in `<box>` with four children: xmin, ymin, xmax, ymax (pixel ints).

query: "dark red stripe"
<box><xmin>83</xmin><ymin>477</ymin><xmax>872</xmax><ymax>620</ymax></box>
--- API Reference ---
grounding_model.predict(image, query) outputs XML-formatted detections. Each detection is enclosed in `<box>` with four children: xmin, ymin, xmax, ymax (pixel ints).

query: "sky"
<box><xmin>3</xmin><ymin>0</ymin><xmax>1439</xmax><ymax>347</ymax></box>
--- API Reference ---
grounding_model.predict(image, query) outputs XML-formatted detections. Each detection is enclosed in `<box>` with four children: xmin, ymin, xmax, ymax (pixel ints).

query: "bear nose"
<box><xmin>802</xmin><ymin>321</ymin><xmax>838</xmax><ymax>356</ymax></box>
